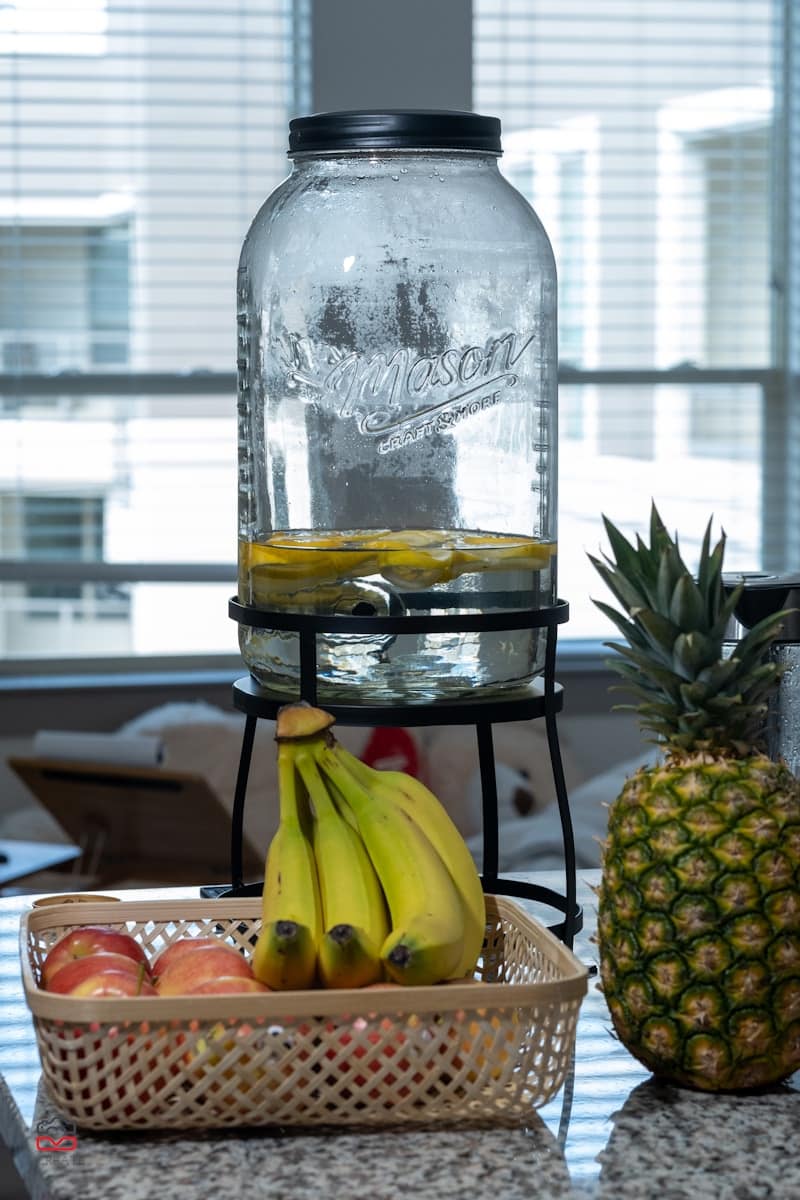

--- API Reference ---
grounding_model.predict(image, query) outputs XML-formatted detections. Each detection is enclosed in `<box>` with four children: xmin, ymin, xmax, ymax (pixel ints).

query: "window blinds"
<box><xmin>0</xmin><ymin>1</ymin><xmax>300</xmax><ymax>663</ymax></box>
<box><xmin>0</xmin><ymin>0</ymin><xmax>792</xmax><ymax>666</ymax></box>
<box><xmin>474</xmin><ymin>0</ymin><xmax>784</xmax><ymax>639</ymax></box>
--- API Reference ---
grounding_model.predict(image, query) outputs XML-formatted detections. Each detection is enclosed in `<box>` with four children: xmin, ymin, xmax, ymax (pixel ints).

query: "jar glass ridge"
<box><xmin>237</xmin><ymin>112</ymin><xmax>558</xmax><ymax>702</ymax></box>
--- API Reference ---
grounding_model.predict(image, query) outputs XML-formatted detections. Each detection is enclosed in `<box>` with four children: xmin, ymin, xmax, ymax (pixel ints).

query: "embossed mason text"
<box><xmin>278</xmin><ymin>329</ymin><xmax>537</xmax><ymax>452</ymax></box>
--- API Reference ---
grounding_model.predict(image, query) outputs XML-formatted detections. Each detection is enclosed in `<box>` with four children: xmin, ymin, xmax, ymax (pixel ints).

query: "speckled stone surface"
<box><xmin>3</xmin><ymin>876</ymin><xmax>800</xmax><ymax>1200</ymax></box>
<box><xmin>17</xmin><ymin>1072</ymin><xmax>800</xmax><ymax>1200</ymax></box>
<box><xmin>24</xmin><ymin>1080</ymin><xmax>576</xmax><ymax>1200</ymax></box>
<box><xmin>596</xmin><ymin>1077</ymin><xmax>800</xmax><ymax>1199</ymax></box>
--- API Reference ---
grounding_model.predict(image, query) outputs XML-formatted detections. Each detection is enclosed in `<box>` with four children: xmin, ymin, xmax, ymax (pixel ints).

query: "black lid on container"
<box><xmin>288</xmin><ymin>110</ymin><xmax>502</xmax><ymax>155</ymax></box>
<box><xmin>722</xmin><ymin>572</ymin><xmax>800</xmax><ymax>641</ymax></box>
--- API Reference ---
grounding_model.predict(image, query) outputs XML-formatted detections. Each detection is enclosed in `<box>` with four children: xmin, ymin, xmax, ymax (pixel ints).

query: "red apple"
<box><xmin>70</xmin><ymin>972</ymin><xmax>157</xmax><ymax>998</ymax></box>
<box><xmin>185</xmin><ymin>976</ymin><xmax>270</xmax><ymax>995</ymax></box>
<box><xmin>155</xmin><ymin>947</ymin><xmax>253</xmax><ymax>996</ymax></box>
<box><xmin>325</xmin><ymin>988</ymin><xmax>425</xmax><ymax>1100</ymax></box>
<box><xmin>50</xmin><ymin>958</ymin><xmax>156</xmax><ymax>998</ymax></box>
<box><xmin>151</xmin><ymin>936</ymin><xmax>243</xmax><ymax>979</ymax></box>
<box><xmin>328</xmin><ymin>1017</ymin><xmax>419</xmax><ymax>1096</ymax></box>
<box><xmin>47</xmin><ymin>952</ymin><xmax>150</xmax><ymax>995</ymax></box>
<box><xmin>42</xmin><ymin>925</ymin><xmax>150</xmax><ymax>986</ymax></box>
<box><xmin>324</xmin><ymin>985</ymin><xmax>470</xmax><ymax>1101</ymax></box>
<box><xmin>178</xmin><ymin>1018</ymin><xmax>272</xmax><ymax>1105</ymax></box>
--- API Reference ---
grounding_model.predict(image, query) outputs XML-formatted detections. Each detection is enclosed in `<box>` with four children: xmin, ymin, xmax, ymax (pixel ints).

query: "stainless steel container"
<box><xmin>723</xmin><ymin>572</ymin><xmax>800</xmax><ymax>774</ymax></box>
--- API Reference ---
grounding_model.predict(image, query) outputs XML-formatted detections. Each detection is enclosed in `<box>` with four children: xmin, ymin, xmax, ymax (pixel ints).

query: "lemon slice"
<box><xmin>380</xmin><ymin>549</ymin><xmax>455</xmax><ymax>588</ymax></box>
<box><xmin>359</xmin><ymin>529</ymin><xmax>456</xmax><ymax>588</ymax></box>
<box><xmin>452</xmin><ymin>533</ymin><xmax>556</xmax><ymax>574</ymax></box>
<box><xmin>244</xmin><ymin>532</ymin><xmax>380</xmax><ymax>599</ymax></box>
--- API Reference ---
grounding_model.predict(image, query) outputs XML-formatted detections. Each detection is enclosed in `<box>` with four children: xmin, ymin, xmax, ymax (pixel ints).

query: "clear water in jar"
<box><xmin>237</xmin><ymin>528</ymin><xmax>557</xmax><ymax>702</ymax></box>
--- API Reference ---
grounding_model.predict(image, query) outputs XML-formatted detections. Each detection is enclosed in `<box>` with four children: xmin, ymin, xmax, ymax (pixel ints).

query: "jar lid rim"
<box><xmin>288</xmin><ymin>109</ymin><xmax>502</xmax><ymax>155</ymax></box>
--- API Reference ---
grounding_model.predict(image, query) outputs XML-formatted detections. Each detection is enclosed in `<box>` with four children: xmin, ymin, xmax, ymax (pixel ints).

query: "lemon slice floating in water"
<box><xmin>360</xmin><ymin>529</ymin><xmax>456</xmax><ymax>588</ymax></box>
<box><xmin>452</xmin><ymin>532</ymin><xmax>556</xmax><ymax>574</ymax></box>
<box><xmin>244</xmin><ymin>531</ymin><xmax>380</xmax><ymax>602</ymax></box>
<box><xmin>242</xmin><ymin>528</ymin><xmax>556</xmax><ymax>604</ymax></box>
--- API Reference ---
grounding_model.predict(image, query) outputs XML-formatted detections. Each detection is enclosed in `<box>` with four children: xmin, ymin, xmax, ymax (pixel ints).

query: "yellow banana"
<box><xmin>313</xmin><ymin>740</ymin><xmax>466</xmax><ymax>986</ymax></box>
<box><xmin>329</xmin><ymin>743</ymin><xmax>486</xmax><ymax>979</ymax></box>
<box><xmin>251</xmin><ymin>741</ymin><xmax>321</xmax><ymax>990</ymax></box>
<box><xmin>318</xmin><ymin>925</ymin><xmax>382</xmax><ymax>990</ymax></box>
<box><xmin>294</xmin><ymin>748</ymin><xmax>388</xmax><ymax>989</ymax></box>
<box><xmin>322</xmin><ymin>770</ymin><xmax>361</xmax><ymax>836</ymax></box>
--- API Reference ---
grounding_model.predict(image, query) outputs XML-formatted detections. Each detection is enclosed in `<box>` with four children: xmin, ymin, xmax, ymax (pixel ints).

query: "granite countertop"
<box><xmin>2</xmin><ymin>874</ymin><xmax>799</xmax><ymax>1200</ymax></box>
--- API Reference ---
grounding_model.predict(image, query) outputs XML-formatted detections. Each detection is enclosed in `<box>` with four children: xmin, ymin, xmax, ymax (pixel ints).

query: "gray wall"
<box><xmin>312</xmin><ymin>0</ymin><xmax>472</xmax><ymax>112</ymax></box>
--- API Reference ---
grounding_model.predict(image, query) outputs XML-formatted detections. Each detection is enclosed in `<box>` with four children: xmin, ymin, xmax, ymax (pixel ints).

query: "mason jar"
<box><xmin>236</xmin><ymin>110</ymin><xmax>558</xmax><ymax>703</ymax></box>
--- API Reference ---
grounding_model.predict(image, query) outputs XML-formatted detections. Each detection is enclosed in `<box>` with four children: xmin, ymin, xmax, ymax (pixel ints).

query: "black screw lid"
<box><xmin>288</xmin><ymin>110</ymin><xmax>502</xmax><ymax>155</ymax></box>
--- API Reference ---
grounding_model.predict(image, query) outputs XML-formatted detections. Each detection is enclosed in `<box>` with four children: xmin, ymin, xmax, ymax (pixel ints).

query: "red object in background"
<box><xmin>360</xmin><ymin>728</ymin><xmax>421</xmax><ymax>778</ymax></box>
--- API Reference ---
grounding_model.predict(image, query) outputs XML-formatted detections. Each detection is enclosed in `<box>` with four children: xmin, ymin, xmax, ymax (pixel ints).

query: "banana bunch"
<box><xmin>251</xmin><ymin>702</ymin><xmax>486</xmax><ymax>990</ymax></box>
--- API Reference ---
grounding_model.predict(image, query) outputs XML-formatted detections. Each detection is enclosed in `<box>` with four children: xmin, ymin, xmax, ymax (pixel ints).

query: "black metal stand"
<box><xmin>219</xmin><ymin>597</ymin><xmax>582</xmax><ymax>947</ymax></box>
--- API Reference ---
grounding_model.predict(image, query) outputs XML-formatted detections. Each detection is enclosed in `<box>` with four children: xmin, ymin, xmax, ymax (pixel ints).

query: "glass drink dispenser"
<box><xmin>236</xmin><ymin>110</ymin><xmax>558</xmax><ymax>703</ymax></box>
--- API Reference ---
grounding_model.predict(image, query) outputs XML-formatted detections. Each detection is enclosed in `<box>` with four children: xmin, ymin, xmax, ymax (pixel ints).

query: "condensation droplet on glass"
<box><xmin>391</xmin><ymin>175</ymin><xmax>399</xmax><ymax>182</ymax></box>
<box><xmin>400</xmin><ymin>167</ymin><xmax>408</xmax><ymax>173</ymax></box>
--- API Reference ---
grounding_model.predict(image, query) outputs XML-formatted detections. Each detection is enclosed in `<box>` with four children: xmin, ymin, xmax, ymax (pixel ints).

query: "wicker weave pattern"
<box><xmin>21</xmin><ymin>896</ymin><xmax>587</xmax><ymax>1130</ymax></box>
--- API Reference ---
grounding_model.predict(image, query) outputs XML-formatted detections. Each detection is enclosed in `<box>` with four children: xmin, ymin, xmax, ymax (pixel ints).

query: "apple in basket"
<box><xmin>176</xmin><ymin>1018</ymin><xmax>274</xmax><ymax>1108</ymax></box>
<box><xmin>47</xmin><ymin>953</ymin><xmax>156</xmax><ymax>997</ymax></box>
<box><xmin>150</xmin><ymin>936</ymin><xmax>241</xmax><ymax>979</ymax></box>
<box><xmin>45</xmin><ymin>960</ymin><xmax>164</xmax><ymax>1121</ymax></box>
<box><xmin>322</xmin><ymin>984</ymin><xmax>439</xmax><ymax>1102</ymax></box>
<box><xmin>186</xmin><ymin>978</ymin><xmax>270</xmax><ymax>995</ymax></box>
<box><xmin>167</xmin><ymin>961</ymin><xmax>271</xmax><ymax>1106</ymax></box>
<box><xmin>153</xmin><ymin>938</ymin><xmax>255</xmax><ymax>996</ymax></box>
<box><xmin>42</xmin><ymin>934</ymin><xmax>161</xmax><ymax>1115</ymax></box>
<box><xmin>324</xmin><ymin>980</ymin><xmax>509</xmax><ymax>1100</ymax></box>
<box><xmin>41</xmin><ymin>925</ymin><xmax>150</xmax><ymax>988</ymax></box>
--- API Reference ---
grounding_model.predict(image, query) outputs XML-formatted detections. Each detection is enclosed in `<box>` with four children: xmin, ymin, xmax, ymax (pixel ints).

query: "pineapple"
<box><xmin>590</xmin><ymin>504</ymin><xmax>800</xmax><ymax>1090</ymax></box>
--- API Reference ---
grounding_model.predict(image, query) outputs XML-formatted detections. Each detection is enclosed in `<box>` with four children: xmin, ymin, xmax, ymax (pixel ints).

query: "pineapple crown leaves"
<box><xmin>588</xmin><ymin>502</ymin><xmax>794</xmax><ymax>756</ymax></box>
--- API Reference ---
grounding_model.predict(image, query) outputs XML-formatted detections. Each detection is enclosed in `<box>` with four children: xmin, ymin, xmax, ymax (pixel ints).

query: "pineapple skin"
<box><xmin>597</xmin><ymin>752</ymin><xmax>800</xmax><ymax>1091</ymax></box>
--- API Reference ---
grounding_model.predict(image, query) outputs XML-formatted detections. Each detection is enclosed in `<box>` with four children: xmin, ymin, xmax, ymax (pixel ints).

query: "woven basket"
<box><xmin>20</xmin><ymin>894</ymin><xmax>587</xmax><ymax>1131</ymax></box>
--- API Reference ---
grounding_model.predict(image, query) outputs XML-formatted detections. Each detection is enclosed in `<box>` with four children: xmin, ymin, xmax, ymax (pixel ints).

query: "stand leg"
<box><xmin>299</xmin><ymin>629</ymin><xmax>318</xmax><ymax>705</ymax></box>
<box><xmin>231</xmin><ymin>713</ymin><xmax>257</xmax><ymax>890</ymax></box>
<box><xmin>544</xmin><ymin>620</ymin><xmax>578</xmax><ymax>948</ymax></box>
<box><xmin>476</xmin><ymin>721</ymin><xmax>499</xmax><ymax>887</ymax></box>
